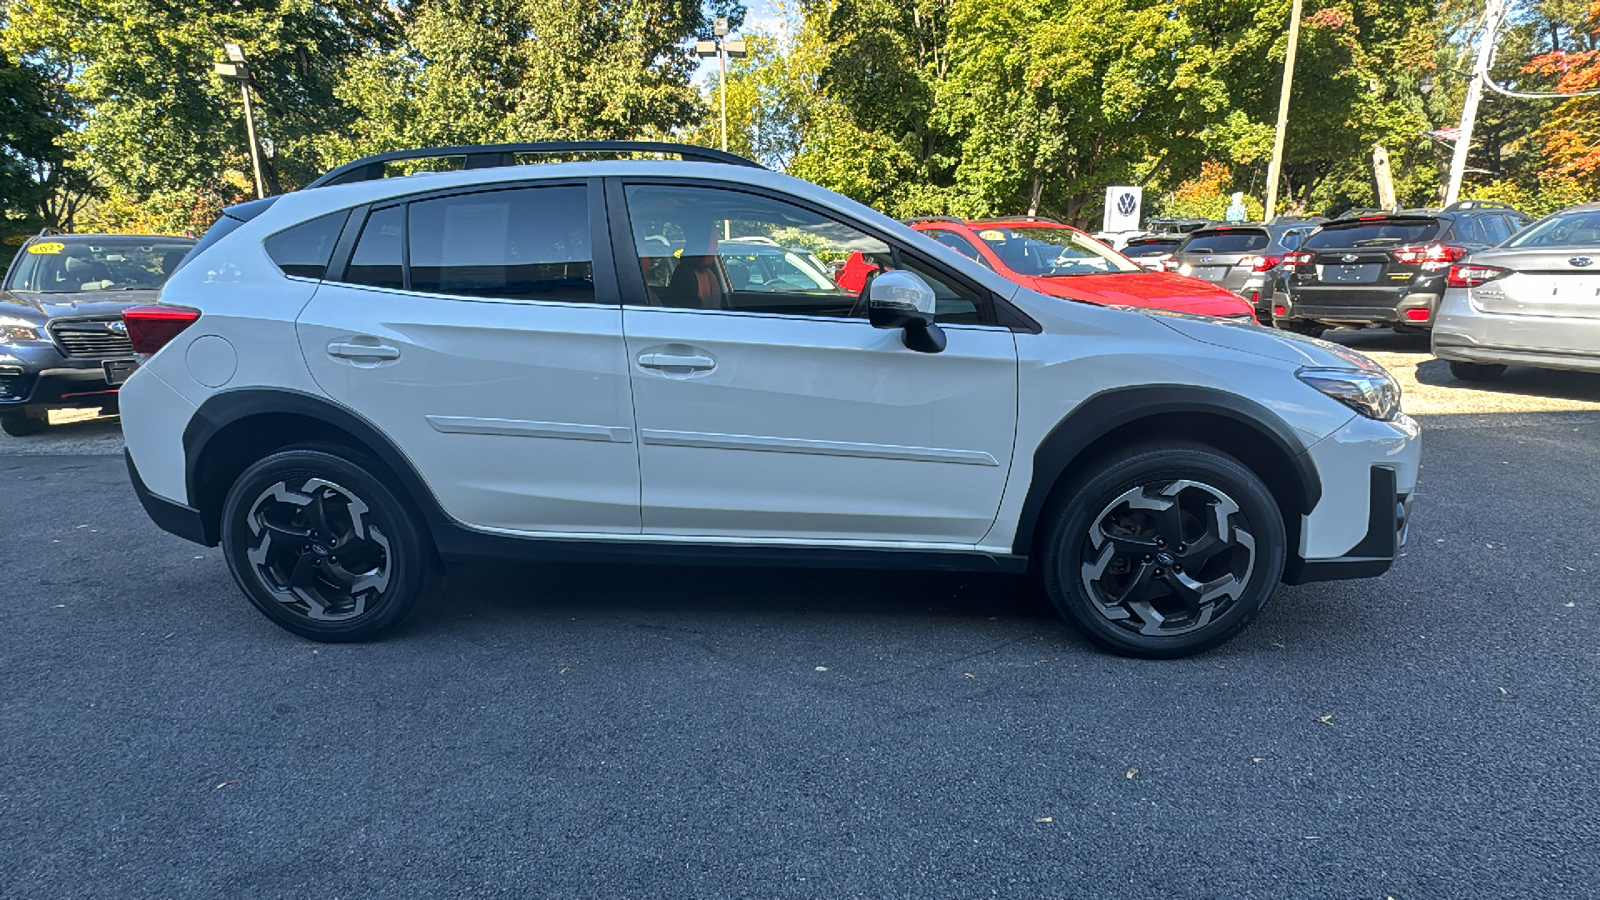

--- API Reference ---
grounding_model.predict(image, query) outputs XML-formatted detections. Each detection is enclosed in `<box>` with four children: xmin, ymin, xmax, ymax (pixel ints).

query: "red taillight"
<box><xmin>1250</xmin><ymin>291</ymin><xmax>1261</xmax><ymax>303</ymax></box>
<box><xmin>1392</xmin><ymin>244</ymin><xmax>1467</xmax><ymax>270</ymax></box>
<box><xmin>122</xmin><ymin>305</ymin><xmax>201</xmax><ymax>355</ymax></box>
<box><xmin>1273</xmin><ymin>304</ymin><xmax>1287</xmax><ymax>316</ymax></box>
<box><xmin>1251</xmin><ymin>254</ymin><xmax>1283</xmax><ymax>272</ymax></box>
<box><xmin>1404</xmin><ymin>308</ymin><xmax>1431</xmax><ymax>322</ymax></box>
<box><xmin>1281</xmin><ymin>251</ymin><xmax>1314</xmax><ymax>270</ymax></box>
<box><xmin>1446</xmin><ymin>264</ymin><xmax>1509</xmax><ymax>288</ymax></box>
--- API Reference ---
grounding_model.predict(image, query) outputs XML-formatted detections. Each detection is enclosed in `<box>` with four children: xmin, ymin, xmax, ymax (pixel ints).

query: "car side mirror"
<box><xmin>867</xmin><ymin>270</ymin><xmax>946</xmax><ymax>353</ymax></box>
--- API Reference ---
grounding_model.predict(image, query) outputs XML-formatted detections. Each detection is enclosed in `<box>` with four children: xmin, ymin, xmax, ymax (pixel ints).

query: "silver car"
<box><xmin>1166</xmin><ymin>221</ymin><xmax>1322</xmax><ymax>321</ymax></box>
<box><xmin>1433</xmin><ymin>203</ymin><xmax>1600</xmax><ymax>381</ymax></box>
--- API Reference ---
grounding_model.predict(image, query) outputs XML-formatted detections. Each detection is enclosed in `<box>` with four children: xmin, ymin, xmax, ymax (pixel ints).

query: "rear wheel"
<box><xmin>0</xmin><ymin>411</ymin><xmax>48</xmax><ymax>437</ymax></box>
<box><xmin>1448</xmin><ymin>360</ymin><xmax>1506</xmax><ymax>382</ymax></box>
<box><xmin>1038</xmin><ymin>442</ymin><xmax>1287</xmax><ymax>659</ymax></box>
<box><xmin>220</xmin><ymin>448</ymin><xmax>434</xmax><ymax>641</ymax></box>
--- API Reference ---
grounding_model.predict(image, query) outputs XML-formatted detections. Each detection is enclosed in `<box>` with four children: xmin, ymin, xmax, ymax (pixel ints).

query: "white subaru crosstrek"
<box><xmin>120</xmin><ymin>142</ymin><xmax>1419</xmax><ymax>658</ymax></box>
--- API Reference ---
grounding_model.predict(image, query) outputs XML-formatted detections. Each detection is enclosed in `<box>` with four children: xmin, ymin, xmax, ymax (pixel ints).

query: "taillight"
<box><xmin>122</xmin><ymin>305</ymin><xmax>201</xmax><ymax>355</ymax></box>
<box><xmin>1446</xmin><ymin>264</ymin><xmax>1509</xmax><ymax>288</ymax></box>
<box><xmin>1273</xmin><ymin>304</ymin><xmax>1287</xmax><ymax>317</ymax></box>
<box><xmin>1404</xmin><ymin>308</ymin><xmax>1431</xmax><ymax>322</ymax></box>
<box><xmin>1251</xmin><ymin>255</ymin><xmax>1283</xmax><ymax>272</ymax></box>
<box><xmin>1282</xmin><ymin>251</ymin><xmax>1314</xmax><ymax>270</ymax></box>
<box><xmin>1392</xmin><ymin>244</ymin><xmax>1467</xmax><ymax>270</ymax></box>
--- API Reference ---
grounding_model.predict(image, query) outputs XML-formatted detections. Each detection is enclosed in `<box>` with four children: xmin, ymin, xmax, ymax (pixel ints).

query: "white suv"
<box><xmin>120</xmin><ymin>142</ymin><xmax>1420</xmax><ymax>658</ymax></box>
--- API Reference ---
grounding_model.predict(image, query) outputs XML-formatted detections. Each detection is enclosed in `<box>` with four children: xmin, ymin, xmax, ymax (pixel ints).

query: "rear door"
<box><xmin>613</xmin><ymin>180</ymin><xmax>1018</xmax><ymax>544</ymax></box>
<box><xmin>296</xmin><ymin>179</ymin><xmax>642</xmax><ymax>535</ymax></box>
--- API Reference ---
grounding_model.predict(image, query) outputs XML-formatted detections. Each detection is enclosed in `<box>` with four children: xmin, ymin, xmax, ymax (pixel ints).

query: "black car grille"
<box><xmin>50</xmin><ymin>319</ymin><xmax>134</xmax><ymax>358</ymax></box>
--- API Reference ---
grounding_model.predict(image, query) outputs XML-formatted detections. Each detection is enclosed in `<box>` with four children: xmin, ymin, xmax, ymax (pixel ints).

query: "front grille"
<box><xmin>50</xmin><ymin>319</ymin><xmax>134</xmax><ymax>358</ymax></box>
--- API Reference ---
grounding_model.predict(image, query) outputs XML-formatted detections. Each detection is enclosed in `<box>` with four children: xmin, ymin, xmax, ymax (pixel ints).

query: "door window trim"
<box><xmin>323</xmin><ymin>177</ymin><xmax>618</xmax><ymax>305</ymax></box>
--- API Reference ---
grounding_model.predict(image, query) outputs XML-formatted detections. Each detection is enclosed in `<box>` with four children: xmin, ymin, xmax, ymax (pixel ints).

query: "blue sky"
<box><xmin>691</xmin><ymin>0</ymin><xmax>786</xmax><ymax>86</ymax></box>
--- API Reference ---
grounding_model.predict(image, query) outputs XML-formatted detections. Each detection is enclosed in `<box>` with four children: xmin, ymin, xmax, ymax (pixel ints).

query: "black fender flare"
<box><xmin>1009</xmin><ymin>385</ymin><xmax>1322</xmax><ymax>555</ymax></box>
<box><xmin>182</xmin><ymin>388</ymin><xmax>454</xmax><ymax>543</ymax></box>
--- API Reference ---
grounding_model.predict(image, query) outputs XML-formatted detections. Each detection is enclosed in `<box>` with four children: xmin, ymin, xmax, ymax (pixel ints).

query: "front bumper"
<box><xmin>1286</xmin><ymin>412</ymin><xmax>1420</xmax><ymax>584</ymax></box>
<box><xmin>0</xmin><ymin>340</ymin><xmax>134</xmax><ymax>410</ymax></box>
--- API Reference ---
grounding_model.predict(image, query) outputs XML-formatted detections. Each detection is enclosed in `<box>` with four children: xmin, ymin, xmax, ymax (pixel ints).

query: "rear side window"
<box><xmin>1179</xmin><ymin>230</ymin><xmax>1269</xmax><ymax>253</ymax></box>
<box><xmin>1451</xmin><ymin>216</ymin><xmax>1488</xmax><ymax>244</ymax></box>
<box><xmin>408</xmin><ymin>186</ymin><xmax>593</xmax><ymax>302</ymax></box>
<box><xmin>1304</xmin><ymin>219</ymin><xmax>1442</xmax><ymax>249</ymax></box>
<box><xmin>265</xmin><ymin>211</ymin><xmax>349</xmax><ymax>279</ymax></box>
<box><xmin>345</xmin><ymin>206</ymin><xmax>405</xmax><ymax>290</ymax></box>
<box><xmin>1480</xmin><ymin>215</ymin><xmax>1514</xmax><ymax>244</ymax></box>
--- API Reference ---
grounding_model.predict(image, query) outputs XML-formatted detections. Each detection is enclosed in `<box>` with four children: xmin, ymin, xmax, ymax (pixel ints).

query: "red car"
<box><xmin>901</xmin><ymin>217</ymin><xmax>1257</xmax><ymax>320</ymax></box>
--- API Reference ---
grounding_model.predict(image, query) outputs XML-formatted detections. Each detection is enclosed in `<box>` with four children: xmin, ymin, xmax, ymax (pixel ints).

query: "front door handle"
<box><xmin>328</xmin><ymin>340</ymin><xmax>401</xmax><ymax>361</ymax></box>
<box><xmin>638</xmin><ymin>352</ymin><xmax>716</xmax><ymax>371</ymax></box>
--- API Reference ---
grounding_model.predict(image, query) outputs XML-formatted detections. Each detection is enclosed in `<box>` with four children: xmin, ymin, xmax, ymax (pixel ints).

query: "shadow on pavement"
<box><xmin>1412</xmin><ymin>356</ymin><xmax>1600</xmax><ymax>400</ymax></box>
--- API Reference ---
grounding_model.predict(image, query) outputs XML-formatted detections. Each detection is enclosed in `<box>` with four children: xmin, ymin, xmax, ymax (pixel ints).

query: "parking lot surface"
<box><xmin>4</xmin><ymin>332</ymin><xmax>1599</xmax><ymax>898</ymax></box>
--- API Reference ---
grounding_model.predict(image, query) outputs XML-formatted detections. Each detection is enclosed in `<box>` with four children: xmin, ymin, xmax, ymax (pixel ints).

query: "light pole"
<box><xmin>695</xmin><ymin>19</ymin><xmax>747</xmax><ymax>153</ymax></box>
<box><xmin>1264</xmin><ymin>0</ymin><xmax>1303</xmax><ymax>222</ymax></box>
<box><xmin>212</xmin><ymin>42</ymin><xmax>266</xmax><ymax>199</ymax></box>
<box><xmin>1444</xmin><ymin>0</ymin><xmax>1508</xmax><ymax>205</ymax></box>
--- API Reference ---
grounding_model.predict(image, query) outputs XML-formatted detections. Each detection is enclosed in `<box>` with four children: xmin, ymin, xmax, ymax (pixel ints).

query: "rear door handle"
<box><xmin>328</xmin><ymin>340</ymin><xmax>401</xmax><ymax>361</ymax></box>
<box><xmin>638</xmin><ymin>352</ymin><xmax>716</xmax><ymax>371</ymax></box>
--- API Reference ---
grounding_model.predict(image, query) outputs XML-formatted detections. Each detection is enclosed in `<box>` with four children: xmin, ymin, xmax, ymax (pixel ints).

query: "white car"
<box><xmin>120</xmin><ymin>141</ymin><xmax>1420</xmax><ymax>659</ymax></box>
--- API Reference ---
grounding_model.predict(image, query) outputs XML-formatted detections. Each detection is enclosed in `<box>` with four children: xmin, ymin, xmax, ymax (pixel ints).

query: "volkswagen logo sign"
<box><xmin>1341</xmin><ymin>253</ymin><xmax>1361</xmax><ymax>263</ymax></box>
<box><xmin>1570</xmin><ymin>256</ymin><xmax>1593</xmax><ymax>267</ymax></box>
<box><xmin>109</xmin><ymin>320</ymin><xmax>127</xmax><ymax>333</ymax></box>
<box><xmin>1116</xmin><ymin>192</ymin><xmax>1137</xmax><ymax>217</ymax></box>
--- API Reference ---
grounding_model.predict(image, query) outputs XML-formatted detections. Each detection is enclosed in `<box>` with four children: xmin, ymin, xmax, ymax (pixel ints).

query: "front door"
<box><xmin>613</xmin><ymin>181</ymin><xmax>1018</xmax><ymax>544</ymax></box>
<box><xmin>297</xmin><ymin>181</ymin><xmax>641</xmax><ymax>534</ymax></box>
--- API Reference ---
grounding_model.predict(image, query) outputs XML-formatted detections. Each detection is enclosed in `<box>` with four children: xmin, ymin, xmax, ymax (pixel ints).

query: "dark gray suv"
<box><xmin>1166</xmin><ymin>219</ymin><xmax>1323</xmax><ymax>321</ymax></box>
<box><xmin>1275</xmin><ymin>201</ymin><xmax>1531</xmax><ymax>336</ymax></box>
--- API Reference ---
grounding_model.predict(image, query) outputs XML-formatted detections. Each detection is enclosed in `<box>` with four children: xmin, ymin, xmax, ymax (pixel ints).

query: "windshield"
<box><xmin>1304</xmin><ymin>219</ymin><xmax>1442</xmax><ymax>250</ymax></box>
<box><xmin>1506</xmin><ymin>209</ymin><xmax>1600</xmax><ymax>248</ymax></box>
<box><xmin>1179</xmin><ymin>230</ymin><xmax>1270</xmax><ymax>254</ymax></box>
<box><xmin>973</xmin><ymin>225</ymin><xmax>1139</xmax><ymax>276</ymax></box>
<box><xmin>7</xmin><ymin>238</ymin><xmax>196</xmax><ymax>293</ymax></box>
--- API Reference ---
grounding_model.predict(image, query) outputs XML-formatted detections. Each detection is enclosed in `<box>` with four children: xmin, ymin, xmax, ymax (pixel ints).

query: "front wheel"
<box><xmin>1448</xmin><ymin>360</ymin><xmax>1506</xmax><ymax>382</ymax></box>
<box><xmin>1038</xmin><ymin>442</ymin><xmax>1287</xmax><ymax>659</ymax></box>
<box><xmin>0</xmin><ymin>412</ymin><xmax>48</xmax><ymax>437</ymax></box>
<box><xmin>220</xmin><ymin>448</ymin><xmax>434</xmax><ymax>641</ymax></box>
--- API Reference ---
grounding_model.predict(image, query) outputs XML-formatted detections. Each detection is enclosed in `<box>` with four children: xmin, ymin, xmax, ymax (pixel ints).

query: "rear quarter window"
<box><xmin>265</xmin><ymin>211</ymin><xmax>350</xmax><ymax>279</ymax></box>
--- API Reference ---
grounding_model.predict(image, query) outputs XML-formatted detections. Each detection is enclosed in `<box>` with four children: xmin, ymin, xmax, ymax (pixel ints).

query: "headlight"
<box><xmin>1297</xmin><ymin>366</ymin><xmax>1401</xmax><ymax>421</ymax></box>
<box><xmin>0</xmin><ymin>317</ymin><xmax>43</xmax><ymax>343</ymax></box>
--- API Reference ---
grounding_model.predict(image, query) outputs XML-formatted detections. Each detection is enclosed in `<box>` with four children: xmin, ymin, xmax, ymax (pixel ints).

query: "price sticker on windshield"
<box><xmin>978</xmin><ymin>229</ymin><xmax>1005</xmax><ymax>241</ymax></box>
<box><xmin>28</xmin><ymin>241</ymin><xmax>65</xmax><ymax>254</ymax></box>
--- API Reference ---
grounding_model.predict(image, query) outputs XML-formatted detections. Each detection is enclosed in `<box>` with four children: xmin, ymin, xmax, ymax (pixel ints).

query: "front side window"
<box><xmin>7</xmin><ymin>238</ymin><xmax>196</xmax><ymax>293</ymax></box>
<box><xmin>970</xmin><ymin>225</ymin><xmax>1139</xmax><ymax>276</ymax></box>
<box><xmin>408</xmin><ymin>186</ymin><xmax>593</xmax><ymax>302</ymax></box>
<box><xmin>623</xmin><ymin>184</ymin><xmax>986</xmax><ymax>323</ymax></box>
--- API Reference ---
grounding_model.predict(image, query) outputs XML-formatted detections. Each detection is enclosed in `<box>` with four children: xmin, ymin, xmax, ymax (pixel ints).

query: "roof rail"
<box><xmin>974</xmin><ymin>215</ymin><xmax>1062</xmax><ymax>225</ymax></box>
<box><xmin>1444</xmin><ymin>199</ymin><xmax>1515</xmax><ymax>212</ymax></box>
<box><xmin>307</xmin><ymin>141</ymin><xmax>765</xmax><ymax>189</ymax></box>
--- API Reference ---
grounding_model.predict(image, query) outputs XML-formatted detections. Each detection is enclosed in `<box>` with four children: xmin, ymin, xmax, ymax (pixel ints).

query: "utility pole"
<box><xmin>213</xmin><ymin>43</ymin><xmax>266</xmax><ymax>199</ymax></box>
<box><xmin>1264</xmin><ymin>0</ymin><xmax>1303</xmax><ymax>222</ymax></box>
<box><xmin>1445</xmin><ymin>0</ymin><xmax>1508</xmax><ymax>205</ymax></box>
<box><xmin>695</xmin><ymin>20</ymin><xmax>747</xmax><ymax>155</ymax></box>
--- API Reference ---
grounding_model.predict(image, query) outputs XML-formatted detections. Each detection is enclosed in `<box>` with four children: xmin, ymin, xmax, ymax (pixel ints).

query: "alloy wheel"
<box><xmin>1079</xmin><ymin>479</ymin><xmax>1257</xmax><ymax>637</ymax></box>
<box><xmin>244</xmin><ymin>477</ymin><xmax>392</xmax><ymax>622</ymax></box>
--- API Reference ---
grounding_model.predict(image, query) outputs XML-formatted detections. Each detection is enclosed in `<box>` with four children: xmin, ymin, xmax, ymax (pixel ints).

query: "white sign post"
<box><xmin>1103</xmin><ymin>186</ymin><xmax>1142</xmax><ymax>233</ymax></box>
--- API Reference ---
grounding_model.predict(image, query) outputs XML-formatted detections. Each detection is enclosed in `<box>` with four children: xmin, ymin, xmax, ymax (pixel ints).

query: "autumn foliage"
<box><xmin>1526</xmin><ymin>1</ymin><xmax>1600</xmax><ymax>184</ymax></box>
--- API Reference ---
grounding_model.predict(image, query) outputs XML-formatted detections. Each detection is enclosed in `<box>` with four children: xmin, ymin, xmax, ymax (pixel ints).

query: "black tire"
<box><xmin>0</xmin><ymin>412</ymin><xmax>48</xmax><ymax>437</ymax></box>
<box><xmin>1276</xmin><ymin>318</ymin><xmax>1326</xmax><ymax>338</ymax></box>
<box><xmin>1037</xmin><ymin>442</ymin><xmax>1287</xmax><ymax>659</ymax></box>
<box><xmin>220</xmin><ymin>448</ymin><xmax>434</xmax><ymax>642</ymax></box>
<box><xmin>1448</xmin><ymin>360</ymin><xmax>1506</xmax><ymax>382</ymax></box>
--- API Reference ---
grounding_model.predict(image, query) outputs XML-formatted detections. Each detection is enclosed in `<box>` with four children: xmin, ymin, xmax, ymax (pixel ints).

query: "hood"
<box><xmin>1147</xmin><ymin>309</ymin><xmax>1377</xmax><ymax>370</ymax></box>
<box><xmin>0</xmin><ymin>289</ymin><xmax>161</xmax><ymax>322</ymax></box>
<box><xmin>1028</xmin><ymin>272</ymin><xmax>1253</xmax><ymax>316</ymax></box>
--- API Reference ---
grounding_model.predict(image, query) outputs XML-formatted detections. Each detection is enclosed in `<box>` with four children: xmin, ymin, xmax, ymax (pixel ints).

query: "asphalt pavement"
<box><xmin>4</xmin><ymin>337</ymin><xmax>1600</xmax><ymax>898</ymax></box>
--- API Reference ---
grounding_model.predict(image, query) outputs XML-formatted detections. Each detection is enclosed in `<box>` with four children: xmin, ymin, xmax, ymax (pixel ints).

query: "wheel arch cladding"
<box><xmin>184</xmin><ymin>389</ymin><xmax>449</xmax><ymax>545</ymax></box>
<box><xmin>1012</xmin><ymin>385</ymin><xmax>1321</xmax><ymax>557</ymax></box>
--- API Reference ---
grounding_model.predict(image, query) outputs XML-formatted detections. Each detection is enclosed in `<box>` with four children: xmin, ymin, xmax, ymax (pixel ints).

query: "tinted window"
<box><xmin>1479</xmin><ymin>215</ymin><xmax>1513</xmax><ymax>245</ymax></box>
<box><xmin>928</xmin><ymin>229</ymin><xmax>993</xmax><ymax>269</ymax></box>
<box><xmin>1122</xmin><ymin>239</ymin><xmax>1181</xmax><ymax>257</ymax></box>
<box><xmin>1450</xmin><ymin>216</ymin><xmax>1488</xmax><ymax>244</ymax></box>
<box><xmin>408</xmin><ymin>186</ymin><xmax>593</xmax><ymax>302</ymax></box>
<box><xmin>1506</xmin><ymin>209</ymin><xmax>1600</xmax><ymax>248</ymax></box>
<box><xmin>265</xmin><ymin>211</ymin><xmax>349</xmax><ymax>279</ymax></box>
<box><xmin>624</xmin><ymin>184</ymin><xmax>981</xmax><ymax>323</ymax></box>
<box><xmin>1179</xmin><ymin>230</ymin><xmax>1270</xmax><ymax>254</ymax></box>
<box><xmin>1273</xmin><ymin>227</ymin><xmax>1314</xmax><ymax>251</ymax></box>
<box><xmin>345</xmin><ymin>206</ymin><xmax>404</xmax><ymax>290</ymax></box>
<box><xmin>1304</xmin><ymin>219</ymin><xmax>1442</xmax><ymax>249</ymax></box>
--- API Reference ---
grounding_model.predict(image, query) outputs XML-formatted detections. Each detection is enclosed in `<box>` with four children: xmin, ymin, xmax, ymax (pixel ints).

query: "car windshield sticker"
<box><xmin>28</xmin><ymin>241</ymin><xmax>64</xmax><ymax>255</ymax></box>
<box><xmin>978</xmin><ymin>229</ymin><xmax>1005</xmax><ymax>241</ymax></box>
